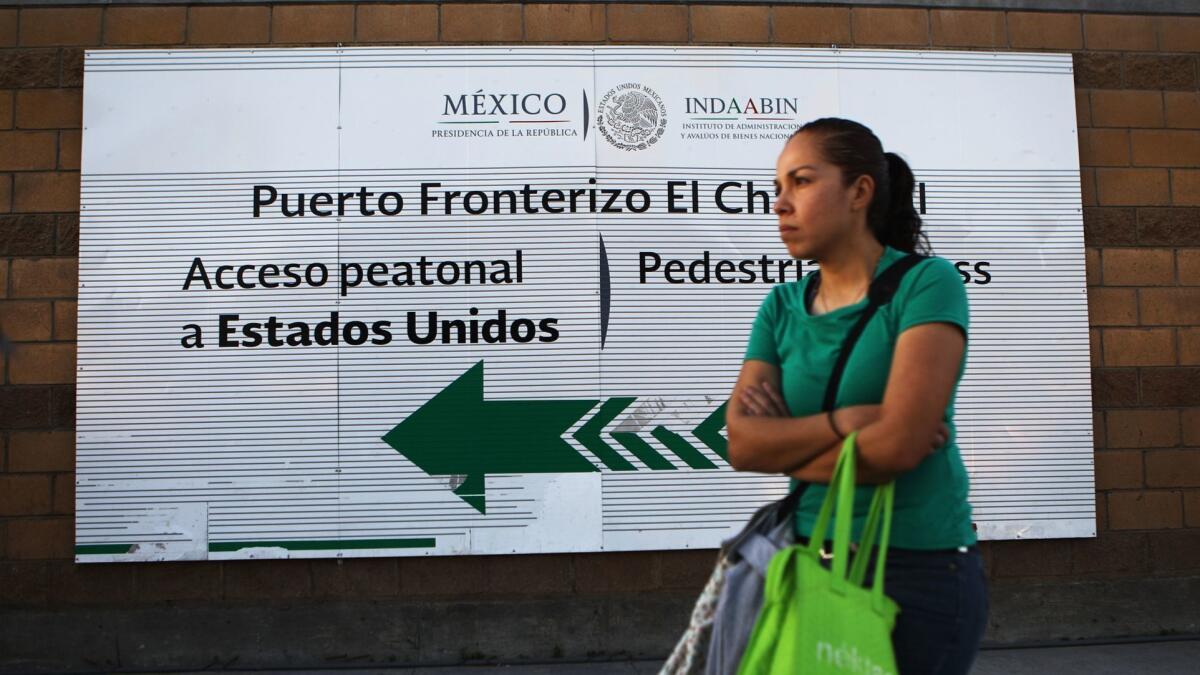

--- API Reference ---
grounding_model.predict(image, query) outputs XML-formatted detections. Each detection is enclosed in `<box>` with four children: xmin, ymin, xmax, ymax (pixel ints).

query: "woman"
<box><xmin>725</xmin><ymin>118</ymin><xmax>988</xmax><ymax>674</ymax></box>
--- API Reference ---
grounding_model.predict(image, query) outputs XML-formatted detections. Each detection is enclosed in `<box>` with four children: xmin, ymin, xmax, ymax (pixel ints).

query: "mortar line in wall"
<box><xmin>50</xmin><ymin>47</ymin><xmax>62</xmax><ymax>90</ymax></box>
<box><xmin>1177</xmin><ymin>379</ymin><xmax>1184</xmax><ymax>440</ymax></box>
<box><xmin>1126</xmin><ymin>128</ymin><xmax>1132</xmax><ymax>174</ymax></box>
<box><xmin>604</xmin><ymin>3</ymin><xmax>611</xmax><ymax>45</ymax></box>
<box><xmin>1135</xmin><ymin>321</ymin><xmax>1144</xmax><ymax>405</ymax></box>
<box><xmin>599</xmin><ymin>3</ymin><xmax>606</xmax><ymax>45</ymax></box>
<box><xmin>1138</xmin><ymin>440</ymin><xmax>1147</xmax><ymax>498</ymax></box>
<box><xmin>1134</xmin><ymin>287</ymin><xmax>1141</xmax><ymax>331</ymax></box>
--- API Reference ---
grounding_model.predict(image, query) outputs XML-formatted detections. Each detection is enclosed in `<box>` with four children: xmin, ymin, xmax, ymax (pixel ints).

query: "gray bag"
<box><xmin>704</xmin><ymin>502</ymin><xmax>797</xmax><ymax>675</ymax></box>
<box><xmin>659</xmin><ymin>490</ymin><xmax>803</xmax><ymax>675</ymax></box>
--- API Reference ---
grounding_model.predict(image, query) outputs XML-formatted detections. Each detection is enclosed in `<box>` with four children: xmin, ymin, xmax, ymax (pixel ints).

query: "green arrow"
<box><xmin>693</xmin><ymin>401</ymin><xmax>729</xmax><ymax>461</ymax></box>
<box><xmin>381</xmin><ymin>361</ymin><xmax>599</xmax><ymax>514</ymax></box>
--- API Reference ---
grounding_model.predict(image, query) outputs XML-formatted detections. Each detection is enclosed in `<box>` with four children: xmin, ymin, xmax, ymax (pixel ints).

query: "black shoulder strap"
<box><xmin>819</xmin><ymin>253</ymin><xmax>927</xmax><ymax>412</ymax></box>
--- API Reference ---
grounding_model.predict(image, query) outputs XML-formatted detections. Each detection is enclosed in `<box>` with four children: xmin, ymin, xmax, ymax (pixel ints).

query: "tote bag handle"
<box><xmin>803</xmin><ymin>432</ymin><xmax>894</xmax><ymax>610</ymax></box>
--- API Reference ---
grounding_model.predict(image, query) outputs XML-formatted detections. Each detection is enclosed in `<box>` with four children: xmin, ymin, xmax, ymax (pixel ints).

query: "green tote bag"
<box><xmin>737</xmin><ymin>431</ymin><xmax>900</xmax><ymax>675</ymax></box>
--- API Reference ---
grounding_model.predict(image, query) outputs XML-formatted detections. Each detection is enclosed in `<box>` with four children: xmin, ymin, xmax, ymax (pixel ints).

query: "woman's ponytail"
<box><xmin>877</xmin><ymin>151</ymin><xmax>929</xmax><ymax>254</ymax></box>
<box><xmin>791</xmin><ymin>118</ymin><xmax>931</xmax><ymax>255</ymax></box>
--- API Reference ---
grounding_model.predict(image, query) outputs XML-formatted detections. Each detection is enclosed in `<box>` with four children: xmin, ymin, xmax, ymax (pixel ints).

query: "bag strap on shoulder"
<box><xmin>819</xmin><ymin>252</ymin><xmax>926</xmax><ymax>412</ymax></box>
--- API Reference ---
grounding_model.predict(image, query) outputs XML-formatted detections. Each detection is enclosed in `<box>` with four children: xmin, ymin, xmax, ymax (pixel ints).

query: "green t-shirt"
<box><xmin>743</xmin><ymin>245</ymin><xmax>976</xmax><ymax>550</ymax></box>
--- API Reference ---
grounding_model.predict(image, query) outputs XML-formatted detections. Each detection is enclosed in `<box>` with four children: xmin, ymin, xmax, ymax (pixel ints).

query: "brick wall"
<box><xmin>1</xmin><ymin>1</ymin><xmax>1199</xmax><ymax>625</ymax></box>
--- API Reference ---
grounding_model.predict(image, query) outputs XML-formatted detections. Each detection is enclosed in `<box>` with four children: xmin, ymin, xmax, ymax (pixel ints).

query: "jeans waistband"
<box><xmin>795</xmin><ymin>536</ymin><xmax>976</xmax><ymax>559</ymax></box>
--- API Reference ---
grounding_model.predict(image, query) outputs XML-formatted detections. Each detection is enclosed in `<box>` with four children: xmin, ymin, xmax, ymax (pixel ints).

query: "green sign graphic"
<box><xmin>382</xmin><ymin>361</ymin><xmax>728</xmax><ymax>514</ymax></box>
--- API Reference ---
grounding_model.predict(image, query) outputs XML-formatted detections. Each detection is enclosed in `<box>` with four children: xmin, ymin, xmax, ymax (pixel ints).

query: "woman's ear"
<box><xmin>850</xmin><ymin>173</ymin><xmax>875</xmax><ymax>213</ymax></box>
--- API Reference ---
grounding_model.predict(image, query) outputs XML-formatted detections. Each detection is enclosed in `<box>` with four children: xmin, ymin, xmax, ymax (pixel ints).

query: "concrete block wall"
<box><xmin>1</xmin><ymin>2</ymin><xmax>1199</xmax><ymax>670</ymax></box>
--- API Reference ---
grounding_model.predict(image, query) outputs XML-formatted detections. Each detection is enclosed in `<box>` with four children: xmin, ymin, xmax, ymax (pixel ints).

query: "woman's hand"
<box><xmin>726</xmin><ymin>361</ymin><xmax>857</xmax><ymax>473</ymax></box>
<box><xmin>931</xmin><ymin>421</ymin><xmax>950</xmax><ymax>451</ymax></box>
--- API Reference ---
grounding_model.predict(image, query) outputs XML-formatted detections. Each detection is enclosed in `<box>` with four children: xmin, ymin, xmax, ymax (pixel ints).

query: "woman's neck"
<box><xmin>816</xmin><ymin>238</ymin><xmax>886</xmax><ymax>310</ymax></box>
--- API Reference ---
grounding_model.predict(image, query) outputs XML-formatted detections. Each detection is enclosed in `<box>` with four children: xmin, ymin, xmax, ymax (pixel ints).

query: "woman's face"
<box><xmin>772</xmin><ymin>132</ymin><xmax>873</xmax><ymax>259</ymax></box>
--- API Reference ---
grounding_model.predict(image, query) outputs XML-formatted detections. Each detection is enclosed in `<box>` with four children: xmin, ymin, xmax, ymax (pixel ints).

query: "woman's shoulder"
<box><xmin>902</xmin><ymin>253</ymin><xmax>963</xmax><ymax>293</ymax></box>
<box><xmin>915</xmin><ymin>252</ymin><xmax>956</xmax><ymax>270</ymax></box>
<box><xmin>760</xmin><ymin>275</ymin><xmax>814</xmax><ymax>309</ymax></box>
<box><xmin>892</xmin><ymin>252</ymin><xmax>970</xmax><ymax>331</ymax></box>
<box><xmin>758</xmin><ymin>273</ymin><xmax>806</xmax><ymax>296</ymax></box>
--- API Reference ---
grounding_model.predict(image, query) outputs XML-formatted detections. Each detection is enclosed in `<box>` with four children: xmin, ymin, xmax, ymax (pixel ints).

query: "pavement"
<box><xmin>157</xmin><ymin>637</ymin><xmax>1200</xmax><ymax>675</ymax></box>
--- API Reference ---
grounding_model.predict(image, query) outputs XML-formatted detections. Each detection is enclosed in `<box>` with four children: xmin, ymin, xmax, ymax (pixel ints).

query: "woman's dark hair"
<box><xmin>791</xmin><ymin>118</ymin><xmax>930</xmax><ymax>255</ymax></box>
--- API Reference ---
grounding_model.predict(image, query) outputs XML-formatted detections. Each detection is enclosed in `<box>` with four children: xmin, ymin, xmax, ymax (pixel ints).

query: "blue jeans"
<box><xmin>884</xmin><ymin>546</ymin><xmax>989</xmax><ymax>675</ymax></box>
<box><xmin>807</xmin><ymin>542</ymin><xmax>989</xmax><ymax>675</ymax></box>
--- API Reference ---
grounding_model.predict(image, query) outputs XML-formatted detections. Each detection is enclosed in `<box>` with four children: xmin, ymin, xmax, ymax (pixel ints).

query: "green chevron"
<box><xmin>693</xmin><ymin>401</ymin><xmax>729</xmax><ymax>461</ymax></box>
<box><xmin>651</xmin><ymin>425</ymin><xmax>719</xmax><ymax>470</ymax></box>
<box><xmin>574</xmin><ymin>397</ymin><xmax>638</xmax><ymax>471</ymax></box>
<box><xmin>612</xmin><ymin>430</ymin><xmax>677</xmax><ymax>470</ymax></box>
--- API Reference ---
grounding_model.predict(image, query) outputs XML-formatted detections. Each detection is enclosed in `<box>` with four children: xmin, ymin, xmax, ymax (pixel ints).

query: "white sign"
<box><xmin>77</xmin><ymin>47</ymin><xmax>1093</xmax><ymax>562</ymax></box>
